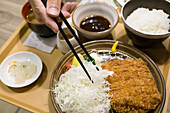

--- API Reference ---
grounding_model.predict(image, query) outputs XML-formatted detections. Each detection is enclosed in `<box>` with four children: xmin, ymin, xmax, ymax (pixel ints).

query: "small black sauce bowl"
<box><xmin>121</xmin><ymin>0</ymin><xmax>170</xmax><ymax>47</ymax></box>
<box><xmin>21</xmin><ymin>2</ymin><xmax>61</xmax><ymax>37</ymax></box>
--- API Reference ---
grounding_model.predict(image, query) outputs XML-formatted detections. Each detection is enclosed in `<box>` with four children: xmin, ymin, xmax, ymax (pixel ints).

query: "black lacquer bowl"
<box><xmin>50</xmin><ymin>40</ymin><xmax>166</xmax><ymax>113</ymax></box>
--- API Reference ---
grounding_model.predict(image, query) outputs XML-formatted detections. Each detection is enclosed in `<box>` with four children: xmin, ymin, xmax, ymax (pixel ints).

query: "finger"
<box><xmin>61</xmin><ymin>11</ymin><xmax>70</xmax><ymax>18</ymax></box>
<box><xmin>54</xmin><ymin>12</ymin><xmax>69</xmax><ymax>23</ymax></box>
<box><xmin>56</xmin><ymin>2</ymin><xmax>77</xmax><ymax>22</ymax></box>
<box><xmin>44</xmin><ymin>17</ymin><xmax>59</xmax><ymax>33</ymax></box>
<box><xmin>47</xmin><ymin>0</ymin><xmax>61</xmax><ymax>17</ymax></box>
<box><xmin>61</xmin><ymin>2</ymin><xmax>76</xmax><ymax>19</ymax></box>
<box><xmin>28</xmin><ymin>0</ymin><xmax>46</xmax><ymax>23</ymax></box>
<box><xmin>29</xmin><ymin>0</ymin><xmax>59</xmax><ymax>32</ymax></box>
<box><xmin>61</xmin><ymin>2</ymin><xmax>77</xmax><ymax>14</ymax></box>
<box><xmin>69</xmin><ymin>2</ymin><xmax>77</xmax><ymax>13</ymax></box>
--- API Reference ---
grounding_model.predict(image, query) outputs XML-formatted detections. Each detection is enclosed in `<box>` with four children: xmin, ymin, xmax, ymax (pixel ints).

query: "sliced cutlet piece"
<box><xmin>110</xmin><ymin>86</ymin><xmax>161</xmax><ymax>113</ymax></box>
<box><xmin>102</xmin><ymin>58</ymin><xmax>153</xmax><ymax>82</ymax></box>
<box><xmin>110</xmin><ymin>78</ymin><xmax>156</xmax><ymax>91</ymax></box>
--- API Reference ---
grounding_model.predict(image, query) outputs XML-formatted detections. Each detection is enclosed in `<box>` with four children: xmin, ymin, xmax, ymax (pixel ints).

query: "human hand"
<box><xmin>28</xmin><ymin>0</ymin><xmax>77</xmax><ymax>32</ymax></box>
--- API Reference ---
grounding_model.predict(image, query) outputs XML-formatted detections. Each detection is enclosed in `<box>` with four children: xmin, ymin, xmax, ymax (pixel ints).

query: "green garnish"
<box><xmin>84</xmin><ymin>57</ymin><xmax>96</xmax><ymax>64</ymax></box>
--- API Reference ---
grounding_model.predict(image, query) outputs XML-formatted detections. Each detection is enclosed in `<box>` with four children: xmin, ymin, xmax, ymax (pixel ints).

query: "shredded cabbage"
<box><xmin>53</xmin><ymin>61</ymin><xmax>113</xmax><ymax>113</ymax></box>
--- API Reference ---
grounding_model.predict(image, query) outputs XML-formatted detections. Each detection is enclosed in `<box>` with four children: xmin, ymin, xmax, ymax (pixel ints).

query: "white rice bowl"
<box><xmin>126</xmin><ymin>8</ymin><xmax>170</xmax><ymax>35</ymax></box>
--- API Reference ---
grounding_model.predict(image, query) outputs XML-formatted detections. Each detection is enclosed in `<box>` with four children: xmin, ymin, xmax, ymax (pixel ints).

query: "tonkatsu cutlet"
<box><xmin>101</xmin><ymin>58</ymin><xmax>161</xmax><ymax>113</ymax></box>
<box><xmin>102</xmin><ymin>58</ymin><xmax>153</xmax><ymax>82</ymax></box>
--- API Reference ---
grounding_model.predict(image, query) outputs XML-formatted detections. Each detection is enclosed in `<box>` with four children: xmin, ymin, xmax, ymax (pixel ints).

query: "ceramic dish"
<box><xmin>72</xmin><ymin>2</ymin><xmax>119</xmax><ymax>39</ymax></box>
<box><xmin>121</xmin><ymin>0</ymin><xmax>170</xmax><ymax>47</ymax></box>
<box><xmin>0</xmin><ymin>51</ymin><xmax>43</xmax><ymax>88</ymax></box>
<box><xmin>56</xmin><ymin>27</ymin><xmax>79</xmax><ymax>53</ymax></box>
<box><xmin>50</xmin><ymin>40</ymin><xmax>166</xmax><ymax>113</ymax></box>
<box><xmin>116</xmin><ymin>0</ymin><xmax>130</xmax><ymax>6</ymax></box>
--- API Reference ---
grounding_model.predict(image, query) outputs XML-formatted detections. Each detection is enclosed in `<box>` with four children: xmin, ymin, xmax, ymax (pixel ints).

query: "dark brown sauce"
<box><xmin>80</xmin><ymin>15</ymin><xmax>111</xmax><ymax>32</ymax></box>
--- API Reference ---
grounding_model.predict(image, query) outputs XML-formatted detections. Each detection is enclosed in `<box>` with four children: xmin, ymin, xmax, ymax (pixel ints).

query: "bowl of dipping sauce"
<box><xmin>72</xmin><ymin>2</ymin><xmax>119</xmax><ymax>40</ymax></box>
<box><xmin>121</xmin><ymin>0</ymin><xmax>170</xmax><ymax>47</ymax></box>
<box><xmin>21</xmin><ymin>2</ymin><xmax>60</xmax><ymax>37</ymax></box>
<box><xmin>56</xmin><ymin>27</ymin><xmax>79</xmax><ymax>53</ymax></box>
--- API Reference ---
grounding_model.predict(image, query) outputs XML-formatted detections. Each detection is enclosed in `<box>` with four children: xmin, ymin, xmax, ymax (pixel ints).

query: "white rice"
<box><xmin>126</xmin><ymin>8</ymin><xmax>169</xmax><ymax>35</ymax></box>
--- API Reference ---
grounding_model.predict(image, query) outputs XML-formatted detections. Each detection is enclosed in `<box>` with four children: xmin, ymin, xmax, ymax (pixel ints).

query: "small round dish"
<box><xmin>56</xmin><ymin>27</ymin><xmax>79</xmax><ymax>53</ymax></box>
<box><xmin>0</xmin><ymin>51</ymin><xmax>43</xmax><ymax>88</ymax></box>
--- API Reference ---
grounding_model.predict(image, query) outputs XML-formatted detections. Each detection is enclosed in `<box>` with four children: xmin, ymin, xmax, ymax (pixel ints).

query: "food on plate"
<box><xmin>66</xmin><ymin>61</ymin><xmax>72</xmax><ymax>69</ymax></box>
<box><xmin>111</xmin><ymin>41</ymin><xmax>119</xmax><ymax>53</ymax></box>
<box><xmin>69</xmin><ymin>53</ymin><xmax>102</xmax><ymax>68</ymax></box>
<box><xmin>53</xmin><ymin>60</ymin><xmax>113</xmax><ymax>113</ymax></box>
<box><xmin>80</xmin><ymin>15</ymin><xmax>111</xmax><ymax>32</ymax></box>
<box><xmin>88</xmin><ymin>52</ymin><xmax>102</xmax><ymax>65</ymax></box>
<box><xmin>126</xmin><ymin>8</ymin><xmax>169</xmax><ymax>35</ymax></box>
<box><xmin>101</xmin><ymin>58</ymin><xmax>161</xmax><ymax>112</ymax></box>
<box><xmin>72</xmin><ymin>54</ymin><xmax>84</xmax><ymax>67</ymax></box>
<box><xmin>8</xmin><ymin>61</ymin><xmax>37</xmax><ymax>84</ymax></box>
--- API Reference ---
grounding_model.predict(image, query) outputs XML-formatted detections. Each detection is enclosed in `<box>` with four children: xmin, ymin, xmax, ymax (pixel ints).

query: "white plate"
<box><xmin>0</xmin><ymin>51</ymin><xmax>43</xmax><ymax>88</ymax></box>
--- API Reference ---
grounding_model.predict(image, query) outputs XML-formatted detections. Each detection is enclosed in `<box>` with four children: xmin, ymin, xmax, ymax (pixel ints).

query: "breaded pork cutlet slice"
<box><xmin>102</xmin><ymin>58</ymin><xmax>153</xmax><ymax>82</ymax></box>
<box><xmin>109</xmin><ymin>78</ymin><xmax>156</xmax><ymax>91</ymax></box>
<box><xmin>110</xmin><ymin>86</ymin><xmax>161</xmax><ymax>113</ymax></box>
<box><xmin>101</xmin><ymin>58</ymin><xmax>161</xmax><ymax>113</ymax></box>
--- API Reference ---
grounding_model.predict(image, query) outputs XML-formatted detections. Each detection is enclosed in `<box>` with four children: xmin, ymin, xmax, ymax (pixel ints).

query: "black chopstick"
<box><xmin>52</xmin><ymin>17</ymin><xmax>94</xmax><ymax>83</ymax></box>
<box><xmin>41</xmin><ymin>0</ymin><xmax>98</xmax><ymax>68</ymax></box>
<box><xmin>41</xmin><ymin>0</ymin><xmax>96</xmax><ymax>83</ymax></box>
<box><xmin>59</xmin><ymin>12</ymin><xmax>99</xmax><ymax>71</ymax></box>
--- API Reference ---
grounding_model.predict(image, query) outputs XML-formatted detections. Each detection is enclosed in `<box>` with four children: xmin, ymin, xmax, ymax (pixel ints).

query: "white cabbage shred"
<box><xmin>52</xmin><ymin>61</ymin><xmax>113</xmax><ymax>113</ymax></box>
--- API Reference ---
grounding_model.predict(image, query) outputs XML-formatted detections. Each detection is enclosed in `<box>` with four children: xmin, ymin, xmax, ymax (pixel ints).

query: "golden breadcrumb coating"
<box><xmin>101</xmin><ymin>58</ymin><xmax>161</xmax><ymax>113</ymax></box>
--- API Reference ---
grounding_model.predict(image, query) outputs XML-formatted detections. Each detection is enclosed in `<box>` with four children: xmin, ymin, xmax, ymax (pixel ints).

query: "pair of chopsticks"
<box><xmin>55</xmin><ymin>12</ymin><xmax>96</xmax><ymax>83</ymax></box>
<box><xmin>41</xmin><ymin>0</ymin><xmax>98</xmax><ymax>83</ymax></box>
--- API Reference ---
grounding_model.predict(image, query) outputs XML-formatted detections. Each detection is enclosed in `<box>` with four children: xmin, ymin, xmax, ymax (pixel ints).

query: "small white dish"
<box><xmin>56</xmin><ymin>27</ymin><xmax>79</xmax><ymax>53</ymax></box>
<box><xmin>61</xmin><ymin>17</ymin><xmax>72</xmax><ymax>28</ymax></box>
<box><xmin>0</xmin><ymin>51</ymin><xmax>43</xmax><ymax>88</ymax></box>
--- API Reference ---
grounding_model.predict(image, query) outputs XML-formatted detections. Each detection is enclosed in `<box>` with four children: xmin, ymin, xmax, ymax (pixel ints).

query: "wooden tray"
<box><xmin>0</xmin><ymin>20</ymin><xmax>170</xmax><ymax>113</ymax></box>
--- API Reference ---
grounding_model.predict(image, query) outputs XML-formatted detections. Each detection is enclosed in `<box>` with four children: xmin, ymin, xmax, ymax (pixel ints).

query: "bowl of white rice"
<box><xmin>121</xmin><ymin>0</ymin><xmax>170</xmax><ymax>47</ymax></box>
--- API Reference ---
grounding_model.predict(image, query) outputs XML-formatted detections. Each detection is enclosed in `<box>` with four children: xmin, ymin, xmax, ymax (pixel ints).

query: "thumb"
<box><xmin>47</xmin><ymin>0</ymin><xmax>61</xmax><ymax>17</ymax></box>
